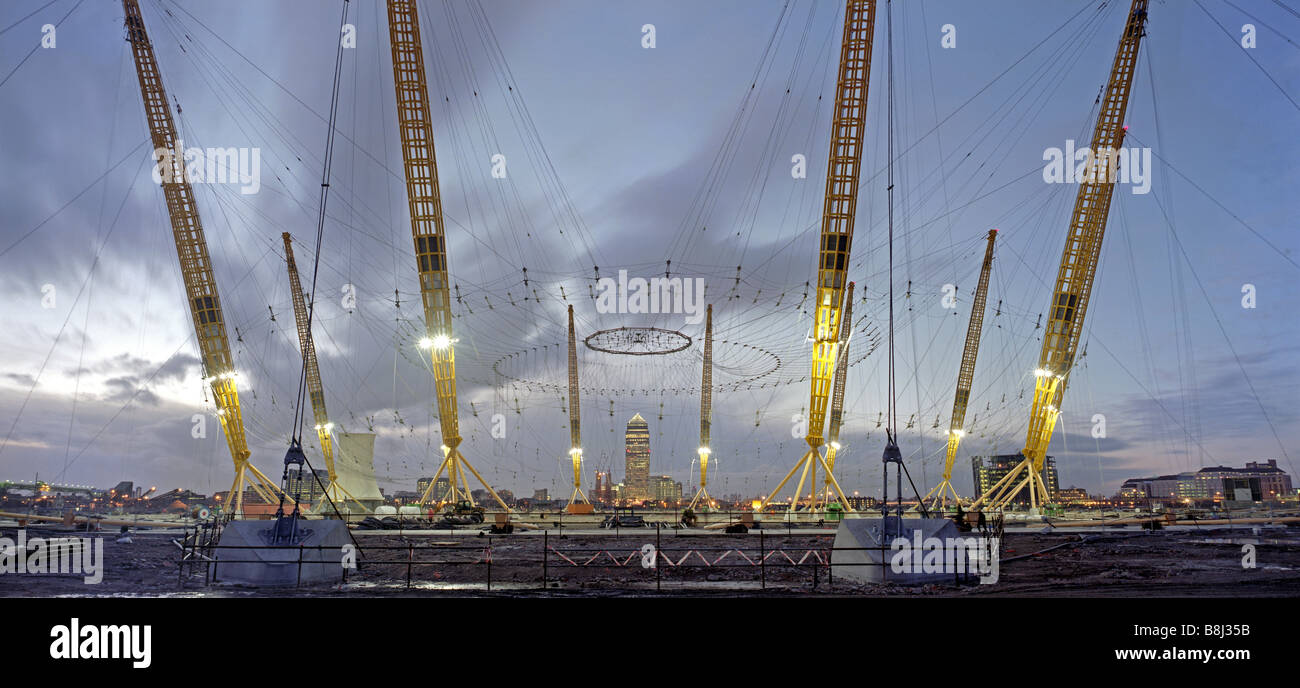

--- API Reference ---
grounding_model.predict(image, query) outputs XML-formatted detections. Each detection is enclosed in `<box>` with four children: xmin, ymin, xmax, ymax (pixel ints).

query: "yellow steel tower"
<box><xmin>122</xmin><ymin>0</ymin><xmax>287</xmax><ymax>516</ymax></box>
<box><xmin>923</xmin><ymin>229</ymin><xmax>997</xmax><ymax>511</ymax></box>
<box><xmin>281</xmin><ymin>233</ymin><xmax>365</xmax><ymax>511</ymax></box>
<box><xmin>973</xmin><ymin>0</ymin><xmax>1148</xmax><ymax>512</ymax></box>
<box><xmin>821</xmin><ymin>282</ymin><xmax>854</xmax><ymax>505</ymax></box>
<box><xmin>689</xmin><ymin>305</ymin><xmax>714</xmax><ymax>511</ymax></box>
<box><xmin>565</xmin><ymin>305</ymin><xmax>589</xmax><ymax>508</ymax></box>
<box><xmin>761</xmin><ymin>0</ymin><xmax>876</xmax><ymax>513</ymax></box>
<box><xmin>388</xmin><ymin>0</ymin><xmax>508</xmax><ymax>511</ymax></box>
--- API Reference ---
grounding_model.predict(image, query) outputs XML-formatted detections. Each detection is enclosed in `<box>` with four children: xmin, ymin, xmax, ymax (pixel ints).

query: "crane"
<box><xmin>565</xmin><ymin>304</ymin><xmax>589</xmax><ymax>509</ymax></box>
<box><xmin>122</xmin><ymin>0</ymin><xmax>287</xmax><ymax>516</ymax></box>
<box><xmin>761</xmin><ymin>0</ymin><xmax>876</xmax><ymax>514</ymax></box>
<box><xmin>821</xmin><ymin>282</ymin><xmax>854</xmax><ymax>506</ymax></box>
<box><xmin>281</xmin><ymin>233</ymin><xmax>365</xmax><ymax>511</ymax></box>
<box><xmin>689</xmin><ymin>304</ymin><xmax>714</xmax><ymax>511</ymax></box>
<box><xmin>972</xmin><ymin>0</ymin><xmax>1148</xmax><ymax>512</ymax></box>
<box><xmin>388</xmin><ymin>0</ymin><xmax>508</xmax><ymax>511</ymax></box>
<box><xmin>924</xmin><ymin>229</ymin><xmax>997</xmax><ymax>511</ymax></box>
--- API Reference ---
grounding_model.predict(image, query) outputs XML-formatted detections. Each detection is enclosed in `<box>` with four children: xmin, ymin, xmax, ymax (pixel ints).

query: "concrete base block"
<box><xmin>211</xmin><ymin>518</ymin><xmax>351</xmax><ymax>586</ymax></box>
<box><xmin>831</xmin><ymin>515</ymin><xmax>967</xmax><ymax>585</ymax></box>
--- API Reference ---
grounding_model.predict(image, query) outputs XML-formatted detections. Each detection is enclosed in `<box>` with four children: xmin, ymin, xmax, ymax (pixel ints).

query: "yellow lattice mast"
<box><xmin>122</xmin><ymin>0</ymin><xmax>287</xmax><ymax>517</ymax></box>
<box><xmin>973</xmin><ymin>0</ymin><xmax>1148</xmax><ymax>512</ymax></box>
<box><xmin>689</xmin><ymin>305</ymin><xmax>714</xmax><ymax>511</ymax></box>
<box><xmin>821</xmin><ymin>282</ymin><xmax>854</xmax><ymax>505</ymax></box>
<box><xmin>924</xmin><ymin>229</ymin><xmax>997</xmax><ymax>511</ymax></box>
<box><xmin>387</xmin><ymin>0</ymin><xmax>508</xmax><ymax>511</ymax></box>
<box><xmin>281</xmin><ymin>233</ymin><xmax>365</xmax><ymax>511</ymax></box>
<box><xmin>565</xmin><ymin>305</ymin><xmax>588</xmax><ymax>507</ymax></box>
<box><xmin>761</xmin><ymin>0</ymin><xmax>876</xmax><ymax>513</ymax></box>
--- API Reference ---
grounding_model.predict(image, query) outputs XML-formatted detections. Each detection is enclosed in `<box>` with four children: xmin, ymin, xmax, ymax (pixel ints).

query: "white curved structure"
<box><xmin>330</xmin><ymin>432</ymin><xmax>384</xmax><ymax>507</ymax></box>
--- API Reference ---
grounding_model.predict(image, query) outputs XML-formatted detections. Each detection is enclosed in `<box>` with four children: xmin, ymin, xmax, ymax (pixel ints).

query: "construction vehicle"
<box><xmin>601</xmin><ymin>507</ymin><xmax>646</xmax><ymax>529</ymax></box>
<box><xmin>444</xmin><ymin>500</ymin><xmax>485</xmax><ymax>524</ymax></box>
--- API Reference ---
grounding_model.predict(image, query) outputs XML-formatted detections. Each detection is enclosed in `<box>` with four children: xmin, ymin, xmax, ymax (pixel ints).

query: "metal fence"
<box><xmin>176</xmin><ymin>522</ymin><xmax>1003</xmax><ymax>592</ymax></box>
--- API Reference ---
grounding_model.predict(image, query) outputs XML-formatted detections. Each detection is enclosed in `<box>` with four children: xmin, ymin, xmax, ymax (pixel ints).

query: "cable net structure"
<box><xmin>31</xmin><ymin>0</ymin><xmax>1271</xmax><ymax>513</ymax></box>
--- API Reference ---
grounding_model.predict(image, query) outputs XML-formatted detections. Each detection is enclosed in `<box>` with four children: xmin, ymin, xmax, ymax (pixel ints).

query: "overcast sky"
<box><xmin>1</xmin><ymin>0</ymin><xmax>1297</xmax><ymax>501</ymax></box>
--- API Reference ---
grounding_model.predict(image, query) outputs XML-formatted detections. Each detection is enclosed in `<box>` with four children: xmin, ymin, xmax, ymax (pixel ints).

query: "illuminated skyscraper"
<box><xmin>652</xmin><ymin>475</ymin><xmax>682</xmax><ymax>503</ymax></box>
<box><xmin>593</xmin><ymin>470</ymin><xmax>613</xmax><ymax>504</ymax></box>
<box><xmin>971</xmin><ymin>454</ymin><xmax>1058</xmax><ymax>505</ymax></box>
<box><xmin>625</xmin><ymin>413</ymin><xmax>650</xmax><ymax>501</ymax></box>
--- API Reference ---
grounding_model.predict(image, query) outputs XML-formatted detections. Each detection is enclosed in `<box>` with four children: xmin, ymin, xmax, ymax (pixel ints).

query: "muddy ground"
<box><xmin>1</xmin><ymin>524</ymin><xmax>1297</xmax><ymax>597</ymax></box>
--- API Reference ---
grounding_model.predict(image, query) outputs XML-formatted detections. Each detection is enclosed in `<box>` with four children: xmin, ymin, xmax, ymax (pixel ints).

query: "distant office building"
<box><xmin>625</xmin><ymin>413</ymin><xmax>651</xmax><ymax>500</ymax></box>
<box><xmin>592</xmin><ymin>471</ymin><xmax>613</xmax><ymax>504</ymax></box>
<box><xmin>1116</xmin><ymin>482</ymin><xmax>1147</xmax><ymax>505</ymax></box>
<box><xmin>392</xmin><ymin>490</ymin><xmax>419</xmax><ymax>504</ymax></box>
<box><xmin>533</xmin><ymin>488</ymin><xmax>549</xmax><ymax>502</ymax></box>
<box><xmin>1222</xmin><ymin>478</ymin><xmax>1260</xmax><ymax>505</ymax></box>
<box><xmin>1044</xmin><ymin>457</ymin><xmax>1059</xmax><ymax>496</ymax></box>
<box><xmin>1118</xmin><ymin>460</ymin><xmax>1293</xmax><ymax>504</ymax></box>
<box><xmin>971</xmin><ymin>454</ymin><xmax>1058</xmax><ymax>505</ymax></box>
<box><xmin>418</xmin><ymin>477</ymin><xmax>452</xmax><ymax>501</ymax></box>
<box><xmin>286</xmin><ymin>468</ymin><xmax>330</xmax><ymax>503</ymax></box>
<box><xmin>1192</xmin><ymin>461</ymin><xmax>1292</xmax><ymax>501</ymax></box>
<box><xmin>497</xmin><ymin>489</ymin><xmax>514</xmax><ymax>506</ymax></box>
<box><xmin>1055</xmin><ymin>487</ymin><xmax>1089</xmax><ymax>503</ymax></box>
<box><xmin>845</xmin><ymin>495</ymin><xmax>877</xmax><ymax>511</ymax></box>
<box><xmin>651</xmin><ymin>475</ymin><xmax>682</xmax><ymax>503</ymax></box>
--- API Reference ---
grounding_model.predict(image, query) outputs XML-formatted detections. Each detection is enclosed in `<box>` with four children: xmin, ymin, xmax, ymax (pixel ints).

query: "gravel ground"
<box><xmin>1</xmin><ymin>524</ymin><xmax>1297</xmax><ymax>597</ymax></box>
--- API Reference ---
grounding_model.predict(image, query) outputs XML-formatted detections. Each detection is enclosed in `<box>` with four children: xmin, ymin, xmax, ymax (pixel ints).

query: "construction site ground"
<box><xmin>3</xmin><ymin>522</ymin><xmax>1298</xmax><ymax>597</ymax></box>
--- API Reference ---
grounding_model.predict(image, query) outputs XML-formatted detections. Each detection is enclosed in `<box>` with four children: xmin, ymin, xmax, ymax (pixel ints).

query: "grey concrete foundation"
<box><xmin>831</xmin><ymin>515</ymin><xmax>984</xmax><ymax>584</ymax></box>
<box><xmin>211</xmin><ymin>518</ymin><xmax>351</xmax><ymax>586</ymax></box>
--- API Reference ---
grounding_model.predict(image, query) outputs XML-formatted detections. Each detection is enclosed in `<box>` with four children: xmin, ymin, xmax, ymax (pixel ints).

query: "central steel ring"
<box><xmin>583</xmin><ymin>326</ymin><xmax>693</xmax><ymax>355</ymax></box>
